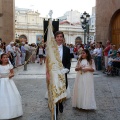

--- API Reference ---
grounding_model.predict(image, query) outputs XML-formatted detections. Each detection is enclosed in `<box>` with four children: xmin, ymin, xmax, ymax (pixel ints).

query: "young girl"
<box><xmin>0</xmin><ymin>53</ymin><xmax>23</xmax><ymax>119</ymax></box>
<box><xmin>72</xmin><ymin>49</ymin><xmax>96</xmax><ymax>110</ymax></box>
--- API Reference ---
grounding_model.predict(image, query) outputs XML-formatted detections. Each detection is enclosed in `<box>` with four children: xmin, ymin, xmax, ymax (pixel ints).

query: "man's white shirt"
<box><xmin>6</xmin><ymin>45</ymin><xmax>15</xmax><ymax>54</ymax></box>
<box><xmin>57</xmin><ymin>44</ymin><xmax>63</xmax><ymax>61</ymax></box>
<box><xmin>57</xmin><ymin>44</ymin><xmax>69</xmax><ymax>74</ymax></box>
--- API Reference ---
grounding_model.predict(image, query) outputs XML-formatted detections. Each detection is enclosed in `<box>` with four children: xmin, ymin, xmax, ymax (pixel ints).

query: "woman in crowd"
<box><xmin>30</xmin><ymin>44</ymin><xmax>36</xmax><ymax>63</ymax></box>
<box><xmin>38</xmin><ymin>44</ymin><xmax>44</xmax><ymax>65</ymax></box>
<box><xmin>106</xmin><ymin>51</ymin><xmax>120</xmax><ymax>75</ymax></box>
<box><xmin>108</xmin><ymin>45</ymin><xmax>117</xmax><ymax>63</ymax></box>
<box><xmin>15</xmin><ymin>44</ymin><xmax>22</xmax><ymax>67</ymax></box>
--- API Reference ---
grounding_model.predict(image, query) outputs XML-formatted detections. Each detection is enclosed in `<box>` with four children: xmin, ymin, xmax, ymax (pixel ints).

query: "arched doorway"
<box><xmin>110</xmin><ymin>10</ymin><xmax>120</xmax><ymax>49</ymax></box>
<box><xmin>19</xmin><ymin>34</ymin><xmax>27</xmax><ymax>43</ymax></box>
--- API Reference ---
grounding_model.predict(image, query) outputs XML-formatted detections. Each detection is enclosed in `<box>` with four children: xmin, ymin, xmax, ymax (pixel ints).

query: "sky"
<box><xmin>15</xmin><ymin>0</ymin><xmax>96</xmax><ymax>18</ymax></box>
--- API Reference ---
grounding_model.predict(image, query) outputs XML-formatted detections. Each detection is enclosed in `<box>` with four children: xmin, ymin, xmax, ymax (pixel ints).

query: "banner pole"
<box><xmin>54</xmin><ymin>105</ymin><xmax>57</xmax><ymax>120</ymax></box>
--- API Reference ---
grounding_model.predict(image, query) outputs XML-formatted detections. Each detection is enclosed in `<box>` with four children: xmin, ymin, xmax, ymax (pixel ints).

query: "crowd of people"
<box><xmin>65</xmin><ymin>39</ymin><xmax>120</xmax><ymax>76</ymax></box>
<box><xmin>0</xmin><ymin>40</ymin><xmax>47</xmax><ymax>68</ymax></box>
<box><xmin>0</xmin><ymin>38</ymin><xmax>120</xmax><ymax>74</ymax></box>
<box><xmin>0</xmin><ymin>35</ymin><xmax>120</xmax><ymax>119</ymax></box>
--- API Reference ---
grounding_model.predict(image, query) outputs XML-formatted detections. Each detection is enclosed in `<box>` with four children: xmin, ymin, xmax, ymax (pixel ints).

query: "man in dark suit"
<box><xmin>54</xmin><ymin>31</ymin><xmax>71</xmax><ymax>116</ymax></box>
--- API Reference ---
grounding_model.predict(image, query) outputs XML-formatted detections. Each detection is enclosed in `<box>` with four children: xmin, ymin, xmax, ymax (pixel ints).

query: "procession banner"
<box><xmin>43</xmin><ymin>19</ymin><xmax>59</xmax><ymax>42</ymax></box>
<box><xmin>46</xmin><ymin>19</ymin><xmax>66</xmax><ymax>119</ymax></box>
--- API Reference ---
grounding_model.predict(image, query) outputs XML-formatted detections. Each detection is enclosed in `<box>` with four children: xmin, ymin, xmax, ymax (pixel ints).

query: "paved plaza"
<box><xmin>12</xmin><ymin>60</ymin><xmax>120</xmax><ymax>120</ymax></box>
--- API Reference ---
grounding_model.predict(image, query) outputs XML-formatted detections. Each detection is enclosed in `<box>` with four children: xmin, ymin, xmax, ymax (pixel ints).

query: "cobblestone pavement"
<box><xmin>11</xmin><ymin>60</ymin><xmax>120</xmax><ymax>120</ymax></box>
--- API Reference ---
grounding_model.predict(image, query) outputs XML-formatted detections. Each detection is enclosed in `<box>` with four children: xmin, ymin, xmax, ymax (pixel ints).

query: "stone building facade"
<box><xmin>96</xmin><ymin>0</ymin><xmax>120</xmax><ymax>48</ymax></box>
<box><xmin>15</xmin><ymin>8</ymin><xmax>95</xmax><ymax>44</ymax></box>
<box><xmin>0</xmin><ymin>1</ymin><xmax>95</xmax><ymax>45</ymax></box>
<box><xmin>58</xmin><ymin>10</ymin><xmax>81</xmax><ymax>24</ymax></box>
<box><xmin>0</xmin><ymin>0</ymin><xmax>15</xmax><ymax>44</ymax></box>
<box><xmin>15</xmin><ymin>8</ymin><xmax>44</xmax><ymax>44</ymax></box>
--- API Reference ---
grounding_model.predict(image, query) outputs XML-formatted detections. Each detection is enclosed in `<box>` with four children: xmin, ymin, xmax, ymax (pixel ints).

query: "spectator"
<box><xmin>73</xmin><ymin>44</ymin><xmax>78</xmax><ymax>59</ymax></box>
<box><xmin>69</xmin><ymin>44</ymin><xmax>74</xmax><ymax>61</ymax></box>
<box><xmin>108</xmin><ymin>45</ymin><xmax>117</xmax><ymax>63</ymax></box>
<box><xmin>24</xmin><ymin>42</ymin><xmax>30</xmax><ymax>63</ymax></box>
<box><xmin>96</xmin><ymin>43</ymin><xmax>103</xmax><ymax>70</ymax></box>
<box><xmin>93</xmin><ymin>44</ymin><xmax>98</xmax><ymax>69</ymax></box>
<box><xmin>106</xmin><ymin>52</ymin><xmax>120</xmax><ymax>75</ymax></box>
<box><xmin>77</xmin><ymin>44</ymin><xmax>83</xmax><ymax>58</ymax></box>
<box><xmin>15</xmin><ymin>44</ymin><xmax>22</xmax><ymax>67</ymax></box>
<box><xmin>38</xmin><ymin>44</ymin><xmax>44</xmax><ymax>65</ymax></box>
<box><xmin>30</xmin><ymin>44</ymin><xmax>36</xmax><ymax>63</ymax></box>
<box><xmin>6</xmin><ymin>41</ymin><xmax>16</xmax><ymax>67</ymax></box>
<box><xmin>21</xmin><ymin>42</ymin><xmax>26</xmax><ymax>65</ymax></box>
<box><xmin>103</xmin><ymin>40</ymin><xmax>111</xmax><ymax>71</ymax></box>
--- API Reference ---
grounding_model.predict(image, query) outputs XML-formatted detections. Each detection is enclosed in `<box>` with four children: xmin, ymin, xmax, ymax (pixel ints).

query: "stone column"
<box><xmin>0</xmin><ymin>0</ymin><xmax>3</xmax><ymax>38</ymax></box>
<box><xmin>0</xmin><ymin>0</ymin><xmax>3</xmax><ymax>15</ymax></box>
<box><xmin>0</xmin><ymin>0</ymin><xmax>15</xmax><ymax>44</ymax></box>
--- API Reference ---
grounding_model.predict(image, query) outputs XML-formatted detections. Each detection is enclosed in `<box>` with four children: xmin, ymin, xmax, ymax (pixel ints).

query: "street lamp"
<box><xmin>80</xmin><ymin>11</ymin><xmax>90</xmax><ymax>44</ymax></box>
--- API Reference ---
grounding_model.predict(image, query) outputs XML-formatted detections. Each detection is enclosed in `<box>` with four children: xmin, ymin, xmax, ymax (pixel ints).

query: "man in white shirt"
<box><xmin>6</xmin><ymin>42</ymin><xmax>14</xmax><ymax>54</ymax></box>
<box><xmin>6</xmin><ymin>42</ymin><xmax>16</xmax><ymax>66</ymax></box>
<box><xmin>54</xmin><ymin>31</ymin><xmax>71</xmax><ymax>115</ymax></box>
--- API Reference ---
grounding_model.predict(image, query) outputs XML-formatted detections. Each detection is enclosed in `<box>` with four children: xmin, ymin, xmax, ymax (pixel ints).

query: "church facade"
<box><xmin>96</xmin><ymin>0</ymin><xmax>120</xmax><ymax>48</ymax></box>
<box><xmin>15</xmin><ymin>8</ymin><xmax>95</xmax><ymax>44</ymax></box>
<box><xmin>0</xmin><ymin>0</ymin><xmax>95</xmax><ymax>45</ymax></box>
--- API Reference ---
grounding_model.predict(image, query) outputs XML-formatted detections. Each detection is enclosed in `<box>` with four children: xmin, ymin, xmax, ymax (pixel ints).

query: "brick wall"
<box><xmin>0</xmin><ymin>0</ymin><xmax>15</xmax><ymax>44</ymax></box>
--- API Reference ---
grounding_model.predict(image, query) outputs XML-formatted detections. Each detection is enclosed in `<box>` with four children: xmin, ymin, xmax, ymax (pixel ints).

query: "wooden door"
<box><xmin>112</xmin><ymin>12</ymin><xmax>120</xmax><ymax>49</ymax></box>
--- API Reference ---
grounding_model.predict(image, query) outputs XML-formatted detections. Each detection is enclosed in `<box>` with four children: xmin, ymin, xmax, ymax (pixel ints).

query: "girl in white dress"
<box><xmin>72</xmin><ymin>49</ymin><xmax>96</xmax><ymax>110</ymax></box>
<box><xmin>0</xmin><ymin>53</ymin><xmax>23</xmax><ymax>119</ymax></box>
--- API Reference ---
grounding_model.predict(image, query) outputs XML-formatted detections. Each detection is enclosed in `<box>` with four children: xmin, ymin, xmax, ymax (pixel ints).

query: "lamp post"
<box><xmin>80</xmin><ymin>11</ymin><xmax>90</xmax><ymax>44</ymax></box>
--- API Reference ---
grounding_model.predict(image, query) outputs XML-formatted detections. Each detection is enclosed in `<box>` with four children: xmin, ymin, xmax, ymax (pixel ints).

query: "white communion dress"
<box><xmin>0</xmin><ymin>64</ymin><xmax>23</xmax><ymax>119</ymax></box>
<box><xmin>72</xmin><ymin>59</ymin><xmax>96</xmax><ymax>110</ymax></box>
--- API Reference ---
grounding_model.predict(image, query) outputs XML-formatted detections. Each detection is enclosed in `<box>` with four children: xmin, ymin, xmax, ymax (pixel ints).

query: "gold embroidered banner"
<box><xmin>46</xmin><ymin>19</ymin><xmax>66</xmax><ymax>119</ymax></box>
